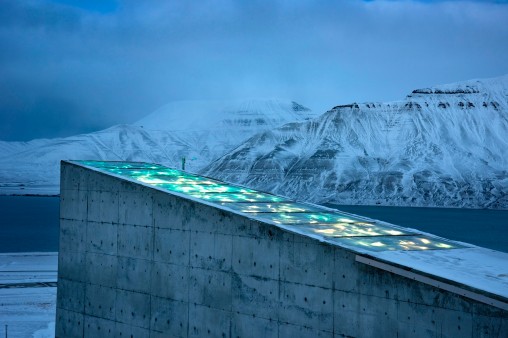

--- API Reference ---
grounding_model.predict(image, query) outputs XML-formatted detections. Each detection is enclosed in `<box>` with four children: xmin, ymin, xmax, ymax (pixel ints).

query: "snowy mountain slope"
<box><xmin>201</xmin><ymin>75</ymin><xmax>508</xmax><ymax>209</ymax></box>
<box><xmin>0</xmin><ymin>99</ymin><xmax>315</xmax><ymax>195</ymax></box>
<box><xmin>132</xmin><ymin>99</ymin><xmax>316</xmax><ymax>169</ymax></box>
<box><xmin>134</xmin><ymin>99</ymin><xmax>314</xmax><ymax>132</ymax></box>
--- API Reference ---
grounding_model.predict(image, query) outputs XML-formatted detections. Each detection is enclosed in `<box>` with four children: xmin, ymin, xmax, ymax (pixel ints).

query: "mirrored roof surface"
<box><xmin>76</xmin><ymin>160</ymin><xmax>465</xmax><ymax>252</ymax></box>
<box><xmin>288</xmin><ymin>223</ymin><xmax>412</xmax><ymax>238</ymax></box>
<box><xmin>219</xmin><ymin>202</ymin><xmax>325</xmax><ymax>213</ymax></box>
<box><xmin>330</xmin><ymin>235</ymin><xmax>460</xmax><ymax>251</ymax></box>
<box><xmin>250</xmin><ymin>211</ymin><xmax>373</xmax><ymax>225</ymax></box>
<box><xmin>188</xmin><ymin>192</ymin><xmax>288</xmax><ymax>203</ymax></box>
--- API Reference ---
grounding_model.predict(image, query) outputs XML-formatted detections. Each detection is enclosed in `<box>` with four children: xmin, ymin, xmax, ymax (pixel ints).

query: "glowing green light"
<box><xmin>75</xmin><ymin>160</ymin><xmax>461</xmax><ymax>253</ymax></box>
<box><xmin>78</xmin><ymin>160</ymin><xmax>163</xmax><ymax>170</ymax></box>
<box><xmin>153</xmin><ymin>183</ymin><xmax>258</xmax><ymax>194</ymax></box>
<box><xmin>330</xmin><ymin>236</ymin><xmax>464</xmax><ymax>252</ymax></box>
<box><xmin>135</xmin><ymin>175</ymin><xmax>219</xmax><ymax>186</ymax></box>
<box><xmin>188</xmin><ymin>192</ymin><xmax>287</xmax><ymax>203</ymax></box>
<box><xmin>105</xmin><ymin>169</ymin><xmax>147</xmax><ymax>177</ymax></box>
<box><xmin>78</xmin><ymin>160</ymin><xmax>285</xmax><ymax>202</ymax></box>
<box><xmin>252</xmin><ymin>212</ymin><xmax>366</xmax><ymax>225</ymax></box>
<box><xmin>104</xmin><ymin>168</ymin><xmax>187</xmax><ymax>178</ymax></box>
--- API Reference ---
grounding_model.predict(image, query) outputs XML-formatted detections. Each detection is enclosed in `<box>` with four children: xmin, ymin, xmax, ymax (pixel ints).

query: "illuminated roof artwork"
<box><xmin>76</xmin><ymin>160</ymin><xmax>464</xmax><ymax>253</ymax></box>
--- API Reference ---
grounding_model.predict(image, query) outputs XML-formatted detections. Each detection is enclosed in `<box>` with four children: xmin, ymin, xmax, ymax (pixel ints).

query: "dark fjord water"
<box><xmin>0</xmin><ymin>196</ymin><xmax>507</xmax><ymax>253</ymax></box>
<box><xmin>0</xmin><ymin>195</ymin><xmax>60</xmax><ymax>252</ymax></box>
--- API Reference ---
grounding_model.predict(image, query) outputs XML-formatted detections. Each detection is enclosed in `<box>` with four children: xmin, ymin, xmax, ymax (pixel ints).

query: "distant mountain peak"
<box><xmin>409</xmin><ymin>74</ymin><xmax>508</xmax><ymax>97</ymax></box>
<box><xmin>325</xmin><ymin>75</ymin><xmax>508</xmax><ymax>117</ymax></box>
<box><xmin>134</xmin><ymin>98</ymin><xmax>315</xmax><ymax>132</ymax></box>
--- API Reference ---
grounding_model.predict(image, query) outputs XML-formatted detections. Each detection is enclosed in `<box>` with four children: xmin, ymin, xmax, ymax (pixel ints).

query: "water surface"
<box><xmin>0</xmin><ymin>196</ymin><xmax>507</xmax><ymax>253</ymax></box>
<box><xmin>0</xmin><ymin>196</ymin><xmax>59</xmax><ymax>252</ymax></box>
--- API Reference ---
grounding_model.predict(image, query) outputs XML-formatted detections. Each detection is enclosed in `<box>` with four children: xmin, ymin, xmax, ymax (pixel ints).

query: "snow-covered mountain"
<box><xmin>134</xmin><ymin>99</ymin><xmax>314</xmax><ymax>132</ymax></box>
<box><xmin>132</xmin><ymin>99</ymin><xmax>315</xmax><ymax>170</ymax></box>
<box><xmin>0</xmin><ymin>99</ymin><xmax>315</xmax><ymax>195</ymax></box>
<box><xmin>201</xmin><ymin>75</ymin><xmax>508</xmax><ymax>209</ymax></box>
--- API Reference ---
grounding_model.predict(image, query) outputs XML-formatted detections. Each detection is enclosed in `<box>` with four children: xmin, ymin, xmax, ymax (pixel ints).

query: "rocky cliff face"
<box><xmin>201</xmin><ymin>75</ymin><xmax>508</xmax><ymax>209</ymax></box>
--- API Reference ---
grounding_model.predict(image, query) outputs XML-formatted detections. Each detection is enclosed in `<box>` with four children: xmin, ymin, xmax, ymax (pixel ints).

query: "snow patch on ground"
<box><xmin>32</xmin><ymin>321</ymin><xmax>55</xmax><ymax>338</ymax></box>
<box><xmin>0</xmin><ymin>253</ymin><xmax>57</xmax><ymax>338</ymax></box>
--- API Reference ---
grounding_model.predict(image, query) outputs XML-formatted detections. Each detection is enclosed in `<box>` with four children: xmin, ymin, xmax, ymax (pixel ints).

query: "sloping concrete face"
<box><xmin>56</xmin><ymin>161</ymin><xmax>508</xmax><ymax>338</ymax></box>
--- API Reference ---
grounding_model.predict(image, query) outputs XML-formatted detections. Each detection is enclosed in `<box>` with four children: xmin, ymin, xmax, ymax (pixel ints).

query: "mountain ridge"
<box><xmin>1</xmin><ymin>75</ymin><xmax>507</xmax><ymax>209</ymax></box>
<box><xmin>0</xmin><ymin>99</ymin><xmax>315</xmax><ymax>195</ymax></box>
<box><xmin>201</xmin><ymin>74</ymin><xmax>508</xmax><ymax>209</ymax></box>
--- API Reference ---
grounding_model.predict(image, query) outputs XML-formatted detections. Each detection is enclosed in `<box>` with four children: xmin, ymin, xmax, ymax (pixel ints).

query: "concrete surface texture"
<box><xmin>56</xmin><ymin>161</ymin><xmax>508</xmax><ymax>337</ymax></box>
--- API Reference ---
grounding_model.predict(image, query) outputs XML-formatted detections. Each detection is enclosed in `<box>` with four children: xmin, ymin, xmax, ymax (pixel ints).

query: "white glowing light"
<box><xmin>137</xmin><ymin>177</ymin><xmax>168</xmax><ymax>184</ymax></box>
<box><xmin>315</xmin><ymin>228</ymin><xmax>336</xmax><ymax>235</ymax></box>
<box><xmin>386</xmin><ymin>230</ymin><xmax>404</xmax><ymax>235</ymax></box>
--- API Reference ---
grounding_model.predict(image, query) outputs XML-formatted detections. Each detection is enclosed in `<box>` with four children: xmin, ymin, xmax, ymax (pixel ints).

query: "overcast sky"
<box><xmin>1</xmin><ymin>0</ymin><xmax>508</xmax><ymax>141</ymax></box>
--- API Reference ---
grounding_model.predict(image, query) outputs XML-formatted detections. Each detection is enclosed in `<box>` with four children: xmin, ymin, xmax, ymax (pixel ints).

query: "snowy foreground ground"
<box><xmin>0</xmin><ymin>253</ymin><xmax>57</xmax><ymax>338</ymax></box>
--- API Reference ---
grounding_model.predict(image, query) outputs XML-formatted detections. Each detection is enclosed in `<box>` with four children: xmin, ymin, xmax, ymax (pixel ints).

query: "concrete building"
<box><xmin>56</xmin><ymin>160</ymin><xmax>508</xmax><ymax>337</ymax></box>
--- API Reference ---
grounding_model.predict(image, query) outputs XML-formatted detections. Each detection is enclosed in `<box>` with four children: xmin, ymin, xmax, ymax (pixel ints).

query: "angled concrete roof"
<box><xmin>70</xmin><ymin>160</ymin><xmax>508</xmax><ymax>308</ymax></box>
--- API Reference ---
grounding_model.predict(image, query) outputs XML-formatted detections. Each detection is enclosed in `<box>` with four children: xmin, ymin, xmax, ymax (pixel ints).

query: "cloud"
<box><xmin>1</xmin><ymin>0</ymin><xmax>508</xmax><ymax>141</ymax></box>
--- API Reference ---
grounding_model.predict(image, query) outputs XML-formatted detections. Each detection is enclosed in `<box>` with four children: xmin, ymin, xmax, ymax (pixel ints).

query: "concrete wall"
<box><xmin>56</xmin><ymin>162</ymin><xmax>508</xmax><ymax>337</ymax></box>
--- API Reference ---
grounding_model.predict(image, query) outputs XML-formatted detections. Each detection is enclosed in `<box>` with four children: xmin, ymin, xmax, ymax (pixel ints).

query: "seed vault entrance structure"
<box><xmin>56</xmin><ymin>160</ymin><xmax>507</xmax><ymax>337</ymax></box>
